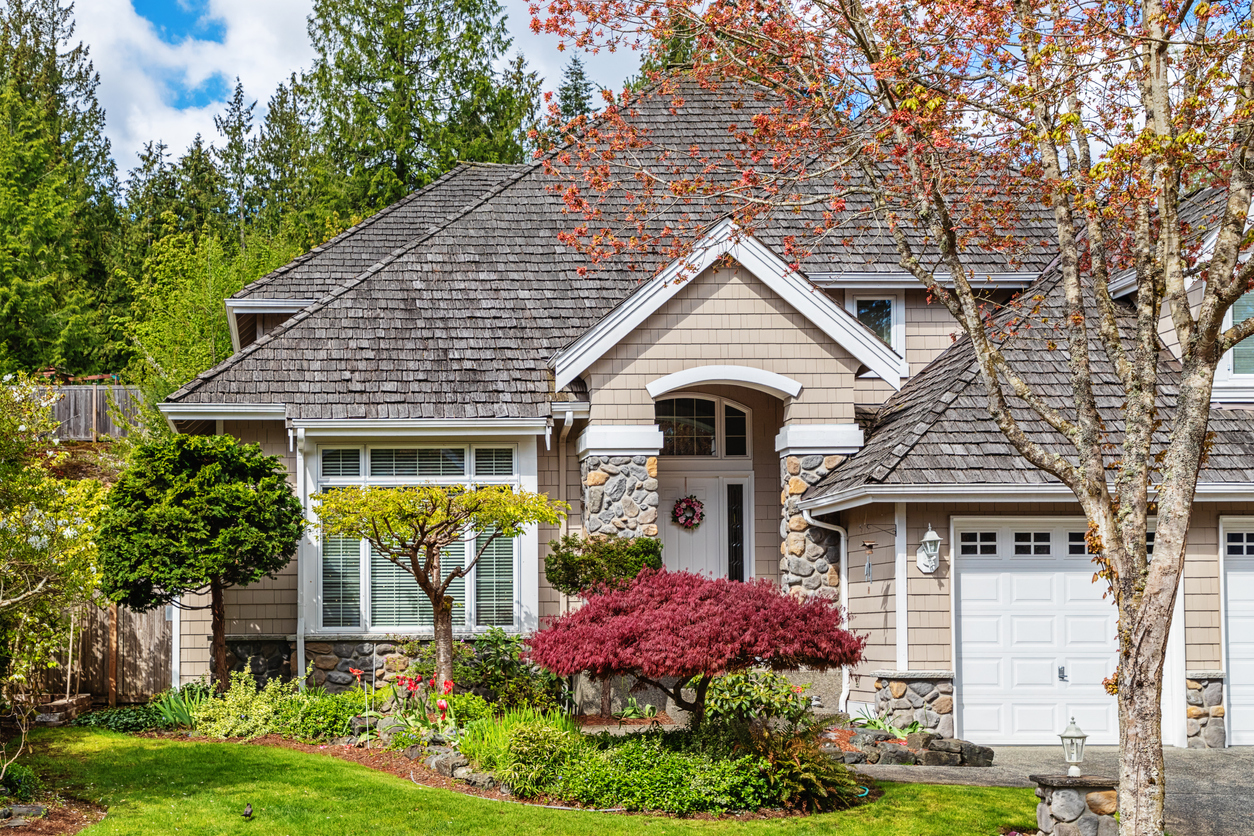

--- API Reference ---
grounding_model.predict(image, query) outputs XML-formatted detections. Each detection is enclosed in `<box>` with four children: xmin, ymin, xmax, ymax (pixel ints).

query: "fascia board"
<box><xmin>552</xmin><ymin>222</ymin><xmax>908</xmax><ymax>391</ymax></box>
<box><xmin>548</xmin><ymin>401</ymin><xmax>592</xmax><ymax>418</ymax></box>
<box><xmin>158</xmin><ymin>403</ymin><xmax>287</xmax><ymax>422</ymax></box>
<box><xmin>290</xmin><ymin>418</ymin><xmax>549</xmax><ymax>438</ymax></box>
<box><xmin>811</xmin><ymin>272</ymin><xmax>1037</xmax><ymax>289</ymax></box>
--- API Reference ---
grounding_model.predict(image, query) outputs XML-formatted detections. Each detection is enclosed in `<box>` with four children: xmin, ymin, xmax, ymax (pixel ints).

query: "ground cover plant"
<box><xmin>24</xmin><ymin>727</ymin><xmax>1040</xmax><ymax>834</ymax></box>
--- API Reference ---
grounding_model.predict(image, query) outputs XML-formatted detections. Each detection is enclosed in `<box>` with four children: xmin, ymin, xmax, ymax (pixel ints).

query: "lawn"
<box><xmin>25</xmin><ymin>728</ymin><xmax>1037</xmax><ymax>835</ymax></box>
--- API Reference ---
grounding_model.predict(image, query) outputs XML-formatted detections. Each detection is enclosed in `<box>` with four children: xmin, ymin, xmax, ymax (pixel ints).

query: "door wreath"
<box><xmin>671</xmin><ymin>495</ymin><xmax>705</xmax><ymax>530</ymax></box>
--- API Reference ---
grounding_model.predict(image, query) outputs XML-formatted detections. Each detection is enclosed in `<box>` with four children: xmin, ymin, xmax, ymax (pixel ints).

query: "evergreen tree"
<box><xmin>0</xmin><ymin>0</ymin><xmax>122</xmax><ymax>375</ymax></box>
<box><xmin>556</xmin><ymin>54</ymin><xmax>595</xmax><ymax>124</ymax></box>
<box><xmin>306</xmin><ymin>0</ymin><xmax>542</xmax><ymax>213</ymax></box>
<box><xmin>172</xmin><ymin>134</ymin><xmax>228</xmax><ymax>242</ymax></box>
<box><xmin>213</xmin><ymin>79</ymin><xmax>257</xmax><ymax>252</ymax></box>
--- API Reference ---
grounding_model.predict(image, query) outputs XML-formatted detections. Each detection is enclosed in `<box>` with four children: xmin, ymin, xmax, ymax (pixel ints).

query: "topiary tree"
<box><xmin>529</xmin><ymin>568</ymin><xmax>865</xmax><ymax>728</ymax></box>
<box><xmin>313</xmin><ymin>485</ymin><xmax>566</xmax><ymax>684</ymax></box>
<box><xmin>545</xmin><ymin>533</ymin><xmax>663</xmax><ymax>716</ymax></box>
<box><xmin>98</xmin><ymin>435</ymin><xmax>304</xmax><ymax>688</ymax></box>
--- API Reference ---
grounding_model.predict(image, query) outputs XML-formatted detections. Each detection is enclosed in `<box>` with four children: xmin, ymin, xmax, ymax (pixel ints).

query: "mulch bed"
<box><xmin>573</xmin><ymin>713</ymin><xmax>676</xmax><ymax>727</ymax></box>
<box><xmin>4</xmin><ymin>798</ymin><xmax>106</xmax><ymax>835</ymax></box>
<box><xmin>822</xmin><ymin>726</ymin><xmax>906</xmax><ymax>754</ymax></box>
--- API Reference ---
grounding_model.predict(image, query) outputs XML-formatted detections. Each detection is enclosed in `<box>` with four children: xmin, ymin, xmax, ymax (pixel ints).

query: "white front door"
<box><xmin>1226</xmin><ymin>548</ymin><xmax>1254</xmax><ymax>745</ymax></box>
<box><xmin>659</xmin><ymin>478</ymin><xmax>721</xmax><ymax>576</ymax></box>
<box><xmin>955</xmin><ymin>522</ymin><xmax>1119</xmax><ymax>745</ymax></box>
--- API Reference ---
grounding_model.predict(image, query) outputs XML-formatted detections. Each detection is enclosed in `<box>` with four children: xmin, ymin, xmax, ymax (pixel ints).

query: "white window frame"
<box><xmin>653</xmin><ymin>393</ymin><xmax>753</xmax><ymax>460</ymax></box>
<box><xmin>844</xmin><ymin>292</ymin><xmax>905</xmax><ymax>353</ymax></box>
<box><xmin>1214</xmin><ymin>298</ymin><xmax>1254</xmax><ymax>400</ymax></box>
<box><xmin>313</xmin><ymin>442</ymin><xmax>525</xmax><ymax>636</ymax></box>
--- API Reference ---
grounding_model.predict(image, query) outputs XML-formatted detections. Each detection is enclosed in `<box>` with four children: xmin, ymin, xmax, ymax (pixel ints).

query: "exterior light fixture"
<box><xmin>862</xmin><ymin>541</ymin><xmax>876</xmax><ymax>585</ymax></box>
<box><xmin>916</xmin><ymin>524</ymin><xmax>943</xmax><ymax>574</ymax></box>
<box><xmin>1059</xmin><ymin>717</ymin><xmax>1088</xmax><ymax>777</ymax></box>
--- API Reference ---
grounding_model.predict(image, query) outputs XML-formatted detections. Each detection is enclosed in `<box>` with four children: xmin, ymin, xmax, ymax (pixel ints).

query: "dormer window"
<box><xmin>844</xmin><ymin>292</ymin><xmax>904</xmax><ymax>352</ymax></box>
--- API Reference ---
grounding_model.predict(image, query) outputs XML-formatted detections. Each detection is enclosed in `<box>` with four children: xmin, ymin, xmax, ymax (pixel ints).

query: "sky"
<box><xmin>77</xmin><ymin>0</ymin><xmax>641</xmax><ymax>177</ymax></box>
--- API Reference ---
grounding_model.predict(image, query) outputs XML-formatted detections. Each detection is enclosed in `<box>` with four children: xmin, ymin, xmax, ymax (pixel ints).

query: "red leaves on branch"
<box><xmin>528</xmin><ymin>568</ymin><xmax>865</xmax><ymax>682</ymax></box>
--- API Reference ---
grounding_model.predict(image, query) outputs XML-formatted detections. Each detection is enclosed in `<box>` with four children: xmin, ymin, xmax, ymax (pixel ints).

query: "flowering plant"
<box><xmin>392</xmin><ymin>674</ymin><xmax>461</xmax><ymax>737</ymax></box>
<box><xmin>671</xmin><ymin>496</ymin><xmax>704</xmax><ymax>530</ymax></box>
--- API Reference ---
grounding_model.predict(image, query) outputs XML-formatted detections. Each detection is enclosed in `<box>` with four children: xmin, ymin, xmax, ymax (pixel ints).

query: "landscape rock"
<box><xmin>958</xmin><ymin>740</ymin><xmax>995</xmax><ymax>767</ymax></box>
<box><xmin>842</xmin><ymin>751</ymin><xmax>867</xmax><ymax>764</ymax></box>
<box><xmin>1086</xmin><ymin>790</ymin><xmax>1117</xmax><ymax>816</ymax></box>
<box><xmin>905</xmin><ymin>732</ymin><xmax>938</xmax><ymax>750</ymax></box>
<box><xmin>464</xmin><ymin>772</ymin><xmax>497</xmax><ymax>789</ymax></box>
<box><xmin>877</xmin><ymin>743</ymin><xmax>917</xmax><ymax>765</ymax></box>
<box><xmin>927</xmin><ymin>739</ymin><xmax>963</xmax><ymax>754</ymax></box>
<box><xmin>1050</xmin><ymin>789</ymin><xmax>1087</xmax><ymax>823</ymax></box>
<box><xmin>919</xmin><ymin>750</ymin><xmax>961</xmax><ymax>766</ymax></box>
<box><xmin>403</xmin><ymin>745</ymin><xmax>425</xmax><ymax>761</ymax></box>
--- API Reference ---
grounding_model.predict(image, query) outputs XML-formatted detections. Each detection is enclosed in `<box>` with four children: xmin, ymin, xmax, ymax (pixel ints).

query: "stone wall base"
<box><xmin>226</xmin><ymin>639</ymin><xmax>293</xmax><ymax>687</ymax></box>
<box><xmin>1186</xmin><ymin>674</ymin><xmax>1226</xmax><ymax>748</ymax></box>
<box><xmin>873</xmin><ymin>670</ymin><xmax>955</xmax><ymax>738</ymax></box>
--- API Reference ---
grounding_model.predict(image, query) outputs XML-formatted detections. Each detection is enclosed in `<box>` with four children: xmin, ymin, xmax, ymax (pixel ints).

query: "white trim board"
<box><xmin>812</xmin><ymin>272</ymin><xmax>1039</xmax><ymax>290</ymax></box>
<box><xmin>576</xmin><ymin>425</ymin><xmax>665</xmax><ymax>457</ymax></box>
<box><xmin>159</xmin><ymin>402</ymin><xmax>286</xmax><ymax>425</ymax></box>
<box><xmin>290</xmin><ymin>418</ymin><xmax>548</xmax><ymax>439</ymax></box>
<box><xmin>550</xmin><ymin>220</ymin><xmax>909</xmax><ymax>391</ymax></box>
<box><xmin>224</xmin><ymin>298</ymin><xmax>315</xmax><ymax>353</ymax></box>
<box><xmin>646</xmin><ymin>365</ymin><xmax>803</xmax><ymax>400</ymax></box>
<box><xmin>774</xmin><ymin>424</ymin><xmax>864</xmax><ymax>456</ymax></box>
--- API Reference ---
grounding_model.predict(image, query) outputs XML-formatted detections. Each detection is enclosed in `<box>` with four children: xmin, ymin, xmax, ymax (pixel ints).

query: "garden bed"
<box><xmin>0</xmin><ymin>798</ymin><xmax>105</xmax><ymax>835</ymax></box>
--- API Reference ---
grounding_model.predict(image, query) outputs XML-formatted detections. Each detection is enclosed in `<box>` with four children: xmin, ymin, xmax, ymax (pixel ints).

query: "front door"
<box><xmin>657</xmin><ymin>477</ymin><xmax>750</xmax><ymax>579</ymax></box>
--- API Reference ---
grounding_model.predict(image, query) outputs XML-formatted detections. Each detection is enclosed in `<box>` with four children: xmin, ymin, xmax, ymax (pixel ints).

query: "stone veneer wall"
<box><xmin>304</xmin><ymin>640</ymin><xmax>407</xmax><ymax>692</ymax></box>
<box><xmin>873</xmin><ymin>670</ymin><xmax>956</xmax><ymax>738</ymax></box>
<box><xmin>779</xmin><ymin>454</ymin><xmax>846</xmax><ymax>595</ymax></box>
<box><xmin>226</xmin><ymin>639</ymin><xmax>292</xmax><ymax>687</ymax></box>
<box><xmin>1186</xmin><ymin>674</ymin><xmax>1226</xmax><ymax>748</ymax></box>
<box><xmin>582</xmin><ymin>455</ymin><xmax>660</xmax><ymax>538</ymax></box>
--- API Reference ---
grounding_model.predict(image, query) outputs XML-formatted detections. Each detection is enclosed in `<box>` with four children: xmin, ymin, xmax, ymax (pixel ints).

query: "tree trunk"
<box><xmin>433</xmin><ymin>594</ymin><xmax>455</xmax><ymax>685</ymax></box>
<box><xmin>211</xmin><ymin>578</ymin><xmax>228</xmax><ymax>692</ymax></box>
<box><xmin>601</xmin><ymin>677</ymin><xmax>613</xmax><ymax>718</ymax></box>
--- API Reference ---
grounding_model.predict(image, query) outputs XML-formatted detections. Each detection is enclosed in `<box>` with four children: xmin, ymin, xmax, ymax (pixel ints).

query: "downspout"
<box><xmin>557</xmin><ymin>411</ymin><xmax>574</xmax><ymax>614</ymax></box>
<box><xmin>295</xmin><ymin>427</ymin><xmax>307</xmax><ymax>691</ymax></box>
<box><xmin>803</xmin><ymin>510</ymin><xmax>851</xmax><ymax>713</ymax></box>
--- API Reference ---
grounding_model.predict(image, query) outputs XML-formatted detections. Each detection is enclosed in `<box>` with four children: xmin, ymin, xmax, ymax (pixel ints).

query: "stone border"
<box><xmin>582</xmin><ymin>456</ymin><xmax>659</xmax><ymax>538</ymax></box>
<box><xmin>1186</xmin><ymin>676</ymin><xmax>1225</xmax><ymax>748</ymax></box>
<box><xmin>873</xmin><ymin>671</ymin><xmax>956</xmax><ymax>738</ymax></box>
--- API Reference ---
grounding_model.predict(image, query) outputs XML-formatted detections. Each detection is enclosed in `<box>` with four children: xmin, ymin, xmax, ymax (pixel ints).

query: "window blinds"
<box><xmin>370</xmin><ymin>448</ymin><xmax>466</xmax><ymax>477</ymax></box>
<box><xmin>474</xmin><ymin>448</ymin><xmax>514</xmax><ymax>477</ymax></box>
<box><xmin>321</xmin><ymin>449</ymin><xmax>361</xmax><ymax>478</ymax></box>
<box><xmin>475</xmin><ymin>532</ymin><xmax>515</xmax><ymax>626</ymax></box>
<box><xmin>322</xmin><ymin>536</ymin><xmax>361</xmax><ymax>628</ymax></box>
<box><xmin>369</xmin><ymin>544</ymin><xmax>465</xmax><ymax>628</ymax></box>
<box><xmin>1235</xmin><ymin>294</ymin><xmax>1254</xmax><ymax>374</ymax></box>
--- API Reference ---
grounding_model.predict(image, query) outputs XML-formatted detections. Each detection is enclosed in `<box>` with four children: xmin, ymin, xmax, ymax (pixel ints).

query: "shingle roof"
<box><xmin>231</xmin><ymin>162</ymin><xmax>529</xmax><ymax>301</ymax></box>
<box><xmin>804</xmin><ymin>267</ymin><xmax>1254</xmax><ymax>501</ymax></box>
<box><xmin>167</xmin><ymin>78</ymin><xmax>1057</xmax><ymax>420</ymax></box>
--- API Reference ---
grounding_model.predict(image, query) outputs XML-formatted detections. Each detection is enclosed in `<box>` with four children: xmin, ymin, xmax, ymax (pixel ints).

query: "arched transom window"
<box><xmin>654</xmin><ymin>396</ymin><xmax>750</xmax><ymax>458</ymax></box>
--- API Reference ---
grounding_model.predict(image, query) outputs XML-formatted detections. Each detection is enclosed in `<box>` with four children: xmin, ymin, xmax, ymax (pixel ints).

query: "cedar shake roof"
<box><xmin>804</xmin><ymin>257</ymin><xmax>1254</xmax><ymax>501</ymax></box>
<box><xmin>167</xmin><ymin>78</ymin><xmax>1058</xmax><ymax>420</ymax></box>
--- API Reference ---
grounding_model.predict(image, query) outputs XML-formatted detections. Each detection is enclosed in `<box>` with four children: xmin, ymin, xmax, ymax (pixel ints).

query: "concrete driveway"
<box><xmin>860</xmin><ymin>745</ymin><xmax>1253</xmax><ymax>836</ymax></box>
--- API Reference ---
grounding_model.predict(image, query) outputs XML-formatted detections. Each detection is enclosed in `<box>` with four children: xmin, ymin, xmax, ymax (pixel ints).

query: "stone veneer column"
<box><xmin>581</xmin><ymin>455</ymin><xmax>660</xmax><ymax>538</ymax></box>
<box><xmin>1185</xmin><ymin>672</ymin><xmax>1226</xmax><ymax>748</ymax></box>
<box><xmin>873</xmin><ymin>669</ymin><xmax>956</xmax><ymax>738</ymax></box>
<box><xmin>779</xmin><ymin>453</ymin><xmax>846</xmax><ymax>595</ymax></box>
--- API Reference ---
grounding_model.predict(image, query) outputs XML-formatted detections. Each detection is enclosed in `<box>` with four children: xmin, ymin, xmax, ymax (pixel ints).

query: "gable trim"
<box><xmin>550</xmin><ymin>221</ymin><xmax>909</xmax><ymax>392</ymax></box>
<box><xmin>645</xmin><ymin>365</ymin><xmax>803</xmax><ymax>400</ymax></box>
<box><xmin>224</xmin><ymin>298</ymin><xmax>316</xmax><ymax>353</ymax></box>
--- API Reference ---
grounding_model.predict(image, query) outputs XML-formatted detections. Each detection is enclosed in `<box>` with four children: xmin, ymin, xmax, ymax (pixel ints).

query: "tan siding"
<box><xmin>585</xmin><ymin>265</ymin><xmax>860</xmax><ymax>425</ymax></box>
<box><xmin>180</xmin><ymin>590</ymin><xmax>212</xmax><ymax>684</ymax></box>
<box><xmin>843</xmin><ymin>504</ymin><xmax>899</xmax><ymax>704</ymax></box>
<box><xmin>537</xmin><ymin>438</ymin><xmax>586</xmax><ymax>622</ymax></box>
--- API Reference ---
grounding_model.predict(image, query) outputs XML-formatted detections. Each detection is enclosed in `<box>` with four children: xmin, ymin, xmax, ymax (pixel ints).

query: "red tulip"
<box><xmin>442</xmin><ymin>680</ymin><xmax>454</xmax><ymax>695</ymax></box>
<box><xmin>349</xmin><ymin>668</ymin><xmax>363</xmax><ymax>681</ymax></box>
<box><xmin>436</xmin><ymin>698</ymin><xmax>448</xmax><ymax>711</ymax></box>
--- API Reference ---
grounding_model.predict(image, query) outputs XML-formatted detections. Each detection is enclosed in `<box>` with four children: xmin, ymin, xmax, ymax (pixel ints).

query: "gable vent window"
<box><xmin>960</xmin><ymin>531</ymin><xmax>997</xmax><ymax>556</ymax></box>
<box><xmin>475</xmin><ymin>448</ymin><xmax>514</xmax><ymax>477</ymax></box>
<box><xmin>1014</xmin><ymin>531</ymin><xmax>1051</xmax><ymax>555</ymax></box>
<box><xmin>371</xmin><ymin>448</ymin><xmax>465</xmax><ymax>478</ymax></box>
<box><xmin>322</xmin><ymin>449</ymin><xmax>361</xmax><ymax>478</ymax></box>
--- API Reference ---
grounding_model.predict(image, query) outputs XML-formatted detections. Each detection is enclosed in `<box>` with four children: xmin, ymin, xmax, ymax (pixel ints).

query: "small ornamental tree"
<box><xmin>529</xmin><ymin>568</ymin><xmax>865</xmax><ymax>728</ymax></box>
<box><xmin>98</xmin><ymin>435</ymin><xmax>304</xmax><ymax>688</ymax></box>
<box><xmin>545</xmin><ymin>533</ymin><xmax>664</xmax><ymax>716</ymax></box>
<box><xmin>314</xmin><ymin>485</ymin><xmax>567</xmax><ymax>684</ymax></box>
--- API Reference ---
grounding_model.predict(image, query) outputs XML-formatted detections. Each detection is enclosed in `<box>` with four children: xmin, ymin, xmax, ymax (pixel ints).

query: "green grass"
<box><xmin>25</xmin><ymin>728</ymin><xmax>1037</xmax><ymax>835</ymax></box>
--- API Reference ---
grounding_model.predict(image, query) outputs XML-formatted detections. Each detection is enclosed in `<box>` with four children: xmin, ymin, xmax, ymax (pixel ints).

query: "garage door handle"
<box><xmin>1058</xmin><ymin>666</ymin><xmax>1068</xmax><ymax>682</ymax></box>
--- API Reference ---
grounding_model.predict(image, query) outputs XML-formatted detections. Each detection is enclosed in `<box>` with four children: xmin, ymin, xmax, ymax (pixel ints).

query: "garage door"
<box><xmin>956</xmin><ymin>522</ymin><xmax>1119</xmax><ymax>745</ymax></box>
<box><xmin>1225</xmin><ymin>533</ymin><xmax>1254</xmax><ymax>745</ymax></box>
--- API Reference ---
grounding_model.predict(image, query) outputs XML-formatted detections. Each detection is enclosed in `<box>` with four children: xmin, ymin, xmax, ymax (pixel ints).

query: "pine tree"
<box><xmin>213</xmin><ymin>79</ymin><xmax>257</xmax><ymax>252</ymax></box>
<box><xmin>556</xmin><ymin>54</ymin><xmax>595</xmax><ymax>124</ymax></box>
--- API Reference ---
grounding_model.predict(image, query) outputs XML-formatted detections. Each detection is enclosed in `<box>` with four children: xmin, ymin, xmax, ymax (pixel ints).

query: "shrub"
<box><xmin>152</xmin><ymin>681</ymin><xmax>212</xmax><ymax>728</ymax></box>
<box><xmin>459</xmin><ymin>707</ymin><xmax>582</xmax><ymax>774</ymax></box>
<box><xmin>404</xmin><ymin>628</ymin><xmax>567</xmax><ymax>712</ymax></box>
<box><xmin>552</xmin><ymin>735</ymin><xmax>769</xmax><ymax>814</ymax></box>
<box><xmin>1</xmin><ymin>764</ymin><xmax>41</xmax><ymax>801</ymax></box>
<box><xmin>745</xmin><ymin>724</ymin><xmax>859</xmax><ymax>812</ymax></box>
<box><xmin>193</xmin><ymin>669</ymin><xmax>302</xmax><ymax>740</ymax></box>
<box><xmin>279</xmin><ymin>691</ymin><xmax>363</xmax><ymax>741</ymax></box>
<box><xmin>447</xmin><ymin>692</ymin><xmax>492</xmax><ymax>725</ymax></box>
<box><xmin>705</xmin><ymin>671</ymin><xmax>810</xmax><ymax>726</ymax></box>
<box><xmin>529</xmin><ymin>569</ymin><xmax>865</xmax><ymax>727</ymax></box>
<box><xmin>400</xmin><ymin>638</ymin><xmax>478</xmax><ymax>685</ymax></box>
<box><xmin>72</xmin><ymin>704</ymin><xmax>170</xmax><ymax>733</ymax></box>
<box><xmin>544</xmin><ymin>534</ymin><xmax>663</xmax><ymax>596</ymax></box>
<box><xmin>496</xmin><ymin>721</ymin><xmax>584</xmax><ymax>797</ymax></box>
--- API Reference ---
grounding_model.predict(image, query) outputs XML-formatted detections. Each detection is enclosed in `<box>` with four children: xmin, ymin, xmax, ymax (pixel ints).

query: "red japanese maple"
<box><xmin>528</xmin><ymin>569</ymin><xmax>864</xmax><ymax>727</ymax></box>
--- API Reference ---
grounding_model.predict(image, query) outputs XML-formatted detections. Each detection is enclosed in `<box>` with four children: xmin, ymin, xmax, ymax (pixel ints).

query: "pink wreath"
<box><xmin>671</xmin><ymin>495</ymin><xmax>705</xmax><ymax>530</ymax></box>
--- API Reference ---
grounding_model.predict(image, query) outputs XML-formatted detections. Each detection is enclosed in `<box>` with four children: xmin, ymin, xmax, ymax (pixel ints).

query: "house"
<box><xmin>160</xmin><ymin>81</ymin><xmax>1251</xmax><ymax>751</ymax></box>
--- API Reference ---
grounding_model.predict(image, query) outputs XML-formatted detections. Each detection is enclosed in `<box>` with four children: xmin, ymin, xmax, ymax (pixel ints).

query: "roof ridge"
<box><xmin>168</xmin><ymin>161</ymin><xmax>543</xmax><ymax>404</ymax></box>
<box><xmin>231</xmin><ymin>163</ymin><xmax>521</xmax><ymax>299</ymax></box>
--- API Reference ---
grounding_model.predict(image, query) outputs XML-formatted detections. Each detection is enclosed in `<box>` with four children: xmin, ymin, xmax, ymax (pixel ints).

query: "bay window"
<box><xmin>316</xmin><ymin>444</ymin><xmax>520</xmax><ymax>633</ymax></box>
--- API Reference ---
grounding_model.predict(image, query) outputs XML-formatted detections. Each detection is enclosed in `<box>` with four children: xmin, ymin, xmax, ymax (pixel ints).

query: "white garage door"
<box><xmin>956</xmin><ymin>522</ymin><xmax>1119</xmax><ymax>745</ymax></box>
<box><xmin>1225</xmin><ymin>532</ymin><xmax>1254</xmax><ymax>745</ymax></box>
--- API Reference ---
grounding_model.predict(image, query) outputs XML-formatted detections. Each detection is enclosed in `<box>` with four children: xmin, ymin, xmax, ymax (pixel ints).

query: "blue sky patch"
<box><xmin>168</xmin><ymin>72</ymin><xmax>231</xmax><ymax>110</ymax></box>
<box><xmin>133</xmin><ymin>0</ymin><xmax>226</xmax><ymax>45</ymax></box>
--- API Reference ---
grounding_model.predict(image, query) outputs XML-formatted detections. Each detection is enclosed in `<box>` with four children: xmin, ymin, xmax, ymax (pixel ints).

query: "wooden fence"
<box><xmin>38</xmin><ymin>603</ymin><xmax>172</xmax><ymax>704</ymax></box>
<box><xmin>47</xmin><ymin>385</ymin><xmax>141</xmax><ymax>441</ymax></box>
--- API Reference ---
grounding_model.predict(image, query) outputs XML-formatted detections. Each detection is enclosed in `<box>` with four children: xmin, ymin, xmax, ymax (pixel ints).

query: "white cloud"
<box><xmin>79</xmin><ymin>0</ymin><xmax>315</xmax><ymax>174</ymax></box>
<box><xmin>79</xmin><ymin>0</ymin><xmax>638</xmax><ymax>177</ymax></box>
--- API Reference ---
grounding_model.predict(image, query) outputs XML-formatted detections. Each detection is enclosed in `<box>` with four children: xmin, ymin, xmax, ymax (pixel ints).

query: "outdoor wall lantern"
<box><xmin>1059</xmin><ymin>717</ymin><xmax>1088</xmax><ymax>777</ymax></box>
<box><xmin>916</xmin><ymin>524</ymin><xmax>943</xmax><ymax>574</ymax></box>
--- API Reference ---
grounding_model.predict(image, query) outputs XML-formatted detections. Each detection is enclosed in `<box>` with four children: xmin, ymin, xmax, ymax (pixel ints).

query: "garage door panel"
<box><xmin>1228</xmin><ymin>558</ymin><xmax>1254</xmax><ymax>745</ymax></box>
<box><xmin>1012</xmin><ymin>575</ymin><xmax>1057</xmax><ymax>604</ymax></box>
<box><xmin>958</xmin><ymin>524</ymin><xmax>1118</xmax><ymax>746</ymax></box>
<box><xmin>1011</xmin><ymin>615</ymin><xmax>1057</xmax><ymax>646</ymax></box>
<box><xmin>1010</xmin><ymin>657</ymin><xmax>1058</xmax><ymax>688</ymax></box>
